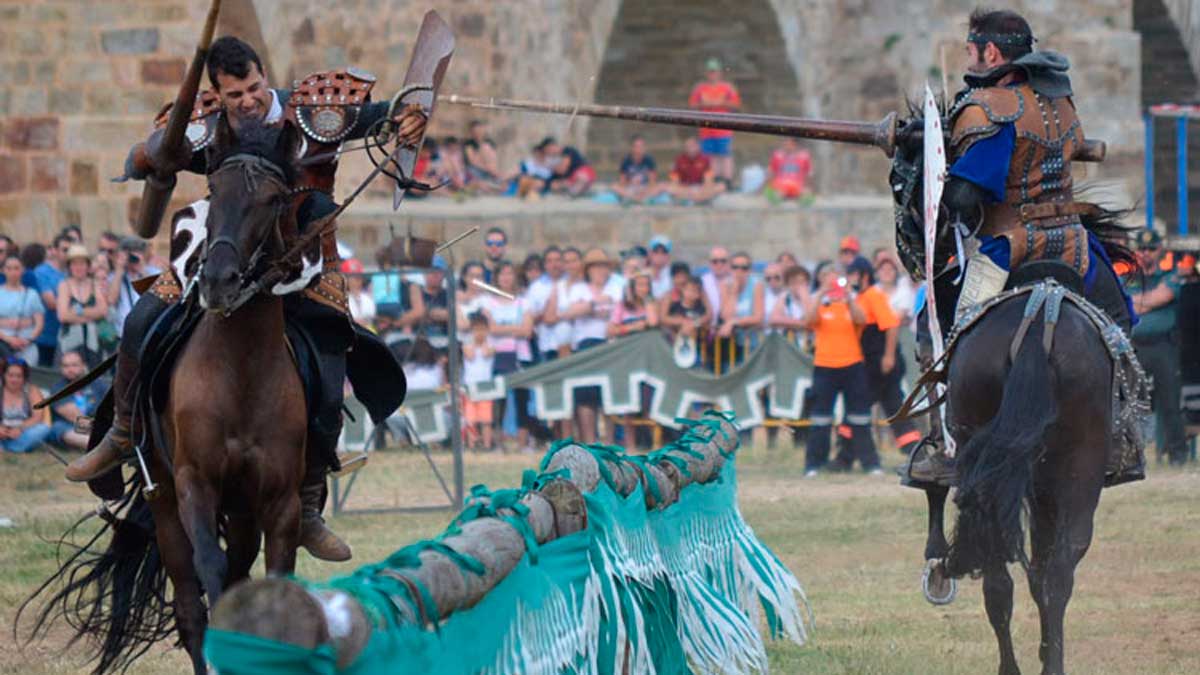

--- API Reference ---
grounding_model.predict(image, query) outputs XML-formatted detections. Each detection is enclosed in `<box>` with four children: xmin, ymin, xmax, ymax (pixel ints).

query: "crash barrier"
<box><xmin>204</xmin><ymin>411</ymin><xmax>810</xmax><ymax>675</ymax></box>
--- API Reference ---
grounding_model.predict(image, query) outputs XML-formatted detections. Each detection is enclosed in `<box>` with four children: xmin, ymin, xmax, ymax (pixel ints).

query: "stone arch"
<box><xmin>585</xmin><ymin>0</ymin><xmax>805</xmax><ymax>175</ymax></box>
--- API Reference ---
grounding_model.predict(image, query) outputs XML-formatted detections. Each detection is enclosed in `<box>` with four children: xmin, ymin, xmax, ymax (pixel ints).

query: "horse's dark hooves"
<box><xmin>922</xmin><ymin>558</ymin><xmax>957</xmax><ymax>605</ymax></box>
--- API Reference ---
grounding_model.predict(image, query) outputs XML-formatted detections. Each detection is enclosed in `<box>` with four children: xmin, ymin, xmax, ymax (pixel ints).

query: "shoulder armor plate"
<box><xmin>952</xmin><ymin>86</ymin><xmax>1025</xmax><ymax>124</ymax></box>
<box><xmin>154</xmin><ymin>89</ymin><xmax>222</xmax><ymax>151</ymax></box>
<box><xmin>288</xmin><ymin>69</ymin><xmax>376</xmax><ymax>144</ymax></box>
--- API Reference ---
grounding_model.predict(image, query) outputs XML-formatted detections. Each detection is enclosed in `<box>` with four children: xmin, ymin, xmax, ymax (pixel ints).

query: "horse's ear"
<box><xmin>277</xmin><ymin>121</ymin><xmax>302</xmax><ymax>161</ymax></box>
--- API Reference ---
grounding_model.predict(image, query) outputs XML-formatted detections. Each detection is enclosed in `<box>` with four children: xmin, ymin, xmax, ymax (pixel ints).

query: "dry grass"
<box><xmin>1</xmin><ymin>447</ymin><xmax>1198</xmax><ymax>674</ymax></box>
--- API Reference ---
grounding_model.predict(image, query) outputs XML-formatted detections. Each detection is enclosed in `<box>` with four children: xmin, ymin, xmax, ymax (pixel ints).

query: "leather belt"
<box><xmin>1018</xmin><ymin>202</ymin><xmax>1101</xmax><ymax>221</ymax></box>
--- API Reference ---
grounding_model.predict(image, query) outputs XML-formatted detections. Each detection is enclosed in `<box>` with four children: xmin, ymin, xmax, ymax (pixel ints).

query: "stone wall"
<box><xmin>0</xmin><ymin>0</ymin><xmax>1149</xmax><ymax>247</ymax></box>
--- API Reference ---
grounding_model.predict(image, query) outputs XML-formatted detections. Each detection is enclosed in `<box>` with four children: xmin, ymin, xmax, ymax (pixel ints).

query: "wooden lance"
<box><xmin>439</xmin><ymin>94</ymin><xmax>1107</xmax><ymax>164</ymax></box>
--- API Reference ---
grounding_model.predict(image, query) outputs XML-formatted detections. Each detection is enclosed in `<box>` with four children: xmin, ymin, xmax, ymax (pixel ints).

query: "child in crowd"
<box><xmin>403</xmin><ymin>338</ymin><xmax>445</xmax><ymax>392</ymax></box>
<box><xmin>461</xmin><ymin>313</ymin><xmax>495</xmax><ymax>450</ymax></box>
<box><xmin>663</xmin><ymin>276</ymin><xmax>710</xmax><ymax>339</ymax></box>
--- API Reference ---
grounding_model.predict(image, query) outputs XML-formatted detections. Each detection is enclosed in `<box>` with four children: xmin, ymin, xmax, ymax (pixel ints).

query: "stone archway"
<box><xmin>585</xmin><ymin>0</ymin><xmax>804</xmax><ymax>175</ymax></box>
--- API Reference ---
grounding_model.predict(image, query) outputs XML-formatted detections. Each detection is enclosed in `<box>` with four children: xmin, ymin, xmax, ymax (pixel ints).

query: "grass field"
<box><xmin>2</xmin><ymin>446</ymin><xmax>1198</xmax><ymax>674</ymax></box>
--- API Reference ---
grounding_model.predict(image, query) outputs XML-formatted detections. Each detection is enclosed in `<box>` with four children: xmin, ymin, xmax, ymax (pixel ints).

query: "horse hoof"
<box><xmin>922</xmin><ymin>558</ymin><xmax>957</xmax><ymax>606</ymax></box>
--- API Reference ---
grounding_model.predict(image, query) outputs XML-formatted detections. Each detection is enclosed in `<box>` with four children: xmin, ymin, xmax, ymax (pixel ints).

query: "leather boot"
<box><xmin>65</xmin><ymin>351</ymin><xmax>139</xmax><ymax>483</ymax></box>
<box><xmin>299</xmin><ymin>479</ymin><xmax>352</xmax><ymax>562</ymax></box>
<box><xmin>899</xmin><ymin>436</ymin><xmax>957</xmax><ymax>487</ymax></box>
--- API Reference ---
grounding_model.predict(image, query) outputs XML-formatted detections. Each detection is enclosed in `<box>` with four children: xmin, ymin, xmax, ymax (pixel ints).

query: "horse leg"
<box><xmin>224</xmin><ymin>513</ymin><xmax>261</xmax><ymax>590</ymax></box>
<box><xmin>175</xmin><ymin>468</ymin><xmax>229</xmax><ymax>610</ymax></box>
<box><xmin>262</xmin><ymin>490</ymin><xmax>302</xmax><ymax>576</ymax></box>
<box><xmin>150</xmin><ymin>494</ymin><xmax>209</xmax><ymax>675</ymax></box>
<box><xmin>1029</xmin><ymin>490</ymin><xmax>1097</xmax><ymax>675</ymax></box>
<box><xmin>922</xmin><ymin>485</ymin><xmax>957</xmax><ymax>604</ymax></box>
<box><xmin>983</xmin><ymin>563</ymin><xmax>1021</xmax><ymax>675</ymax></box>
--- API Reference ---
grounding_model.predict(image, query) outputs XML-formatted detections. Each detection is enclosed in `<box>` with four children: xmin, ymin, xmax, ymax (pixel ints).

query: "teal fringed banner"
<box><xmin>207</xmin><ymin>414</ymin><xmax>811</xmax><ymax>675</ymax></box>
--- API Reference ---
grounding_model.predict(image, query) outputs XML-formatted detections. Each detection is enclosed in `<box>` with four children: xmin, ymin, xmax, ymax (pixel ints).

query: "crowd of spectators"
<box><xmin>0</xmin><ymin>226</ymin><xmax>167</xmax><ymax>455</ymax></box>
<box><xmin>411</xmin><ymin>59</ymin><xmax>813</xmax><ymax>206</ymax></box>
<box><xmin>351</xmin><ymin>224</ymin><xmax>929</xmax><ymax>464</ymax></box>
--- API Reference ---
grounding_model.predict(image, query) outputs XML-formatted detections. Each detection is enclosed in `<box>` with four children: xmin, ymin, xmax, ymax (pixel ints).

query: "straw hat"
<box><xmin>64</xmin><ymin>244</ymin><xmax>90</xmax><ymax>264</ymax></box>
<box><xmin>582</xmin><ymin>248</ymin><xmax>612</xmax><ymax>270</ymax></box>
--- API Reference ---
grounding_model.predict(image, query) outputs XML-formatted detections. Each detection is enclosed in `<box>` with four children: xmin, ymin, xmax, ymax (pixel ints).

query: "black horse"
<box><xmin>897</xmin><ymin>135</ymin><xmax>1147</xmax><ymax>667</ymax></box>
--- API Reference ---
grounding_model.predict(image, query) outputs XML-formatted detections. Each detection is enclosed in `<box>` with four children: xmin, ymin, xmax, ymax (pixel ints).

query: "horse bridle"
<box><xmin>201</xmin><ymin>153</ymin><xmax>294</xmax><ymax>315</ymax></box>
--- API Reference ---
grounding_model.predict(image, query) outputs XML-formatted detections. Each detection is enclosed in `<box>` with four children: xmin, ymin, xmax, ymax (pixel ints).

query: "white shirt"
<box><xmin>764</xmin><ymin>285</ymin><xmax>787</xmax><ymax>333</ymax></box>
<box><xmin>404</xmin><ymin>363</ymin><xmax>445</xmax><ymax>391</ymax></box>
<box><xmin>701</xmin><ymin>271</ymin><xmax>728</xmax><ymax>327</ymax></box>
<box><xmin>651</xmin><ymin>265</ymin><xmax>672</xmax><ymax>299</ymax></box>
<box><xmin>568</xmin><ymin>281</ymin><xmax>620</xmax><ymax>349</ymax></box>
<box><xmin>879</xmin><ymin>280</ymin><xmax>916</xmax><ymax>320</ymax></box>
<box><xmin>348</xmin><ymin>290</ymin><xmax>376</xmax><ymax>325</ymax></box>
<box><xmin>550</xmin><ymin>277</ymin><xmax>578</xmax><ymax>352</ymax></box>
<box><xmin>482</xmin><ymin>294</ymin><xmax>530</xmax><ymax>360</ymax></box>
<box><xmin>463</xmin><ymin>339</ymin><xmax>494</xmax><ymax>384</ymax></box>
<box><xmin>525</xmin><ymin>275</ymin><xmax>557</xmax><ymax>352</ymax></box>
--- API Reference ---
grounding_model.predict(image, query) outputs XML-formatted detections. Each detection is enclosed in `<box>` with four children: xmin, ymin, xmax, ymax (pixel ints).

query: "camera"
<box><xmin>128</xmin><ymin>253</ymin><xmax>141</xmax><ymax>265</ymax></box>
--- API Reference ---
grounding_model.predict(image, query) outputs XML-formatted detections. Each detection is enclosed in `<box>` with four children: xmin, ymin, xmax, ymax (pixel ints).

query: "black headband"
<box><xmin>968</xmin><ymin>31</ymin><xmax>1034</xmax><ymax>48</ymax></box>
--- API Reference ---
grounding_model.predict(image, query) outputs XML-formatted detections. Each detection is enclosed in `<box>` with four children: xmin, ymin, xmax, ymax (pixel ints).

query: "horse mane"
<box><xmin>210</xmin><ymin>117</ymin><xmax>299</xmax><ymax>185</ymax></box>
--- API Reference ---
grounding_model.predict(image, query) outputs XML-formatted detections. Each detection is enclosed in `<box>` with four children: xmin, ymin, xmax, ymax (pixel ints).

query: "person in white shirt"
<box><xmin>700</xmin><ymin>245</ymin><xmax>731</xmax><ymax>328</ymax></box>
<box><xmin>872</xmin><ymin>251</ymin><xmax>916</xmax><ymax>325</ymax></box>
<box><xmin>542</xmin><ymin>247</ymin><xmax>585</xmax><ymax>359</ymax></box>
<box><xmin>769</xmin><ymin>264</ymin><xmax>814</xmax><ymax>351</ymax></box>
<box><xmin>461</xmin><ymin>314</ymin><xmax>495</xmax><ymax>449</ymax></box>
<box><xmin>483</xmin><ymin>261</ymin><xmax>536</xmax><ymax>452</ymax></box>
<box><xmin>522</xmin><ymin>249</ymin><xmax>559</xmax><ymax>362</ymax></box>
<box><xmin>560</xmin><ymin>248</ymin><xmax>620</xmax><ymax>443</ymax></box>
<box><xmin>647</xmin><ymin>234</ymin><xmax>674</xmax><ymax>299</ymax></box>
<box><xmin>342</xmin><ymin>258</ymin><xmax>376</xmax><ymax>330</ymax></box>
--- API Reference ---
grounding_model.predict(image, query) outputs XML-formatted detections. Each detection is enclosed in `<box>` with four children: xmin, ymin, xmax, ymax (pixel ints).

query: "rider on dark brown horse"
<box><xmin>65</xmin><ymin>36</ymin><xmax>426</xmax><ymax>562</ymax></box>
<box><xmin>898</xmin><ymin>10</ymin><xmax>1142</xmax><ymax>487</ymax></box>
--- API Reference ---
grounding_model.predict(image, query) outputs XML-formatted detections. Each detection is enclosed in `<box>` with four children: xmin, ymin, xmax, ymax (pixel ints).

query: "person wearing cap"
<box><xmin>420</xmin><ymin>254</ymin><xmax>452</xmax><ymax>349</ymax></box>
<box><xmin>341</xmin><ymin>259</ymin><xmax>376</xmax><ymax>331</ymax></box>
<box><xmin>106</xmin><ymin>235</ymin><xmax>160</xmax><ymax>340</ymax></box>
<box><xmin>688</xmin><ymin>57</ymin><xmax>742</xmax><ymax>183</ymax></box>
<box><xmin>56</xmin><ymin>245</ymin><xmax>109</xmax><ymax>366</ymax></box>
<box><xmin>647</xmin><ymin>235</ymin><xmax>673</xmax><ymax>299</ymax></box>
<box><xmin>562</xmin><ymin>248</ymin><xmax>621</xmax><ymax>443</ymax></box>
<box><xmin>1125</xmin><ymin>228</ymin><xmax>1188</xmax><ymax>465</ymax></box>
<box><xmin>837</xmin><ymin>235</ymin><xmax>861</xmax><ymax>269</ymax></box>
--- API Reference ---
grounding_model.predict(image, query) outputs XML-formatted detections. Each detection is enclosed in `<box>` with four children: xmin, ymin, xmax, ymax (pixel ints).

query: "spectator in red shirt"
<box><xmin>667</xmin><ymin>137</ymin><xmax>726</xmax><ymax>205</ymax></box>
<box><xmin>688</xmin><ymin>57</ymin><xmax>742</xmax><ymax>183</ymax></box>
<box><xmin>766</xmin><ymin>138</ymin><xmax>813</xmax><ymax>202</ymax></box>
<box><xmin>544</xmin><ymin>138</ymin><xmax>597</xmax><ymax>198</ymax></box>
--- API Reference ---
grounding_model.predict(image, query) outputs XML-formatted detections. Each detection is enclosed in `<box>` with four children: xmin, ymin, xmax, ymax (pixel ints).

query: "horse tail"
<box><xmin>946</xmin><ymin>318</ymin><xmax>1058</xmax><ymax>578</ymax></box>
<box><xmin>16</xmin><ymin>484</ymin><xmax>175</xmax><ymax>675</ymax></box>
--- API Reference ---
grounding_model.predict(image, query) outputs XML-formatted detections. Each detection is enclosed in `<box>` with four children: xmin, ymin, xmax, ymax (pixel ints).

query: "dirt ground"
<box><xmin>2</xmin><ymin>447</ymin><xmax>1198</xmax><ymax>674</ymax></box>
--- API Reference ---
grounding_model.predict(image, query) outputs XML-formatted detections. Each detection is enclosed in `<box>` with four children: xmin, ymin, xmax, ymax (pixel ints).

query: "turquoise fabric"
<box><xmin>207</xmin><ymin>414</ymin><xmax>809</xmax><ymax>675</ymax></box>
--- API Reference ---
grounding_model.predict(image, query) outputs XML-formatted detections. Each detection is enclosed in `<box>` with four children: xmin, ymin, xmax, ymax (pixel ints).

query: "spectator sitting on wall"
<box><xmin>464</xmin><ymin>120</ymin><xmax>508</xmax><ymax>193</ymax></box>
<box><xmin>461</xmin><ymin>313</ymin><xmax>495</xmax><ymax>450</ymax></box>
<box><xmin>766</xmin><ymin>138</ymin><xmax>813</xmax><ymax>203</ymax></box>
<box><xmin>0</xmin><ymin>256</ymin><xmax>44</xmax><ymax>364</ymax></box>
<box><xmin>49</xmin><ymin>349</ymin><xmax>106</xmax><ymax>451</ymax></box>
<box><xmin>689</xmin><ymin>57</ymin><xmax>742</xmax><ymax>184</ymax></box>
<box><xmin>516</xmin><ymin>138</ymin><xmax>556</xmax><ymax>200</ymax></box>
<box><xmin>435</xmin><ymin>136</ymin><xmax>470</xmax><ymax>192</ymax></box>
<box><xmin>545</xmin><ymin>138</ymin><xmax>597</xmax><ymax>198</ymax></box>
<box><xmin>612</xmin><ymin>135</ymin><xmax>661</xmax><ymax>204</ymax></box>
<box><xmin>342</xmin><ymin>259</ymin><xmax>376</xmax><ymax>331</ymax></box>
<box><xmin>0</xmin><ymin>356</ymin><xmax>51</xmax><ymax>453</ymax></box>
<box><xmin>667</xmin><ymin>137</ymin><xmax>726</xmax><ymax>205</ymax></box>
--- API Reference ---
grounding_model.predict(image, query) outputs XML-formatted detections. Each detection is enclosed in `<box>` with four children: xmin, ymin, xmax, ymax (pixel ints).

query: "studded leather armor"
<box><xmin>949</xmin><ymin>83</ymin><xmax>1092</xmax><ymax>275</ymax></box>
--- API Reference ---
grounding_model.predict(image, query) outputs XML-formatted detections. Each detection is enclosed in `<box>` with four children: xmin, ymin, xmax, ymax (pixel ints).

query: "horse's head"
<box><xmin>200</xmin><ymin>117</ymin><xmax>300</xmax><ymax>314</ymax></box>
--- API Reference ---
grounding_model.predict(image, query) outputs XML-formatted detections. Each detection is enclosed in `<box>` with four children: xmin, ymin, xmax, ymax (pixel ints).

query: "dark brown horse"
<box><xmin>20</xmin><ymin>120</ymin><xmax>309</xmax><ymax>675</ymax></box>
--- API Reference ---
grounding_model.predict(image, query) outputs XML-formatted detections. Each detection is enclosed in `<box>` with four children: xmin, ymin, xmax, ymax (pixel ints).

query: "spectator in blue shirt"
<box><xmin>613</xmin><ymin>135</ymin><xmax>660</xmax><ymax>204</ymax></box>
